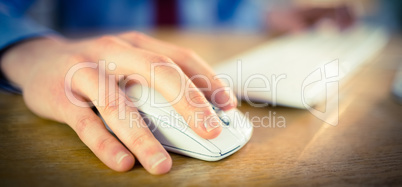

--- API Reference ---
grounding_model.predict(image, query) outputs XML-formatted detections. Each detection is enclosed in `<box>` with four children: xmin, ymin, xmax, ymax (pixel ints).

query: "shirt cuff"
<box><xmin>0</xmin><ymin>13</ymin><xmax>56</xmax><ymax>49</ymax></box>
<box><xmin>0</xmin><ymin>14</ymin><xmax>58</xmax><ymax>94</ymax></box>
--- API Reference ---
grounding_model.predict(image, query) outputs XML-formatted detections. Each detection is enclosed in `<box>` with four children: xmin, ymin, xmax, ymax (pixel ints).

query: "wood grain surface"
<box><xmin>0</xmin><ymin>30</ymin><xmax>401</xmax><ymax>186</ymax></box>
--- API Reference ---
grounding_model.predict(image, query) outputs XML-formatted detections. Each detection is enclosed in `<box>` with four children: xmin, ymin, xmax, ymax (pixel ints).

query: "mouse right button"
<box><xmin>208</xmin><ymin>127</ymin><xmax>241</xmax><ymax>154</ymax></box>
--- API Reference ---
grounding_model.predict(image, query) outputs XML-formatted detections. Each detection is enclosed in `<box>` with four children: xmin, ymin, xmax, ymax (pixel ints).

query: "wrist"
<box><xmin>1</xmin><ymin>36</ymin><xmax>63</xmax><ymax>90</ymax></box>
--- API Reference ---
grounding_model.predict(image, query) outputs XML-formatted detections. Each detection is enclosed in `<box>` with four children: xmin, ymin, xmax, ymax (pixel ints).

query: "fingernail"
<box><xmin>204</xmin><ymin>115</ymin><xmax>221</xmax><ymax>132</ymax></box>
<box><xmin>116</xmin><ymin>152</ymin><xmax>129</xmax><ymax>164</ymax></box>
<box><xmin>150</xmin><ymin>152</ymin><xmax>167</xmax><ymax>169</ymax></box>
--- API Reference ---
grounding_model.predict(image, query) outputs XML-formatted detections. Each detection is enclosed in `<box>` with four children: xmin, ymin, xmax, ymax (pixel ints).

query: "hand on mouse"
<box><xmin>0</xmin><ymin>32</ymin><xmax>237</xmax><ymax>174</ymax></box>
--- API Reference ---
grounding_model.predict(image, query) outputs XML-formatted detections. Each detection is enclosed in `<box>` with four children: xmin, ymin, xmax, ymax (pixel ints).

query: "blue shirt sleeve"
<box><xmin>0</xmin><ymin>14</ymin><xmax>55</xmax><ymax>50</ymax></box>
<box><xmin>0</xmin><ymin>0</ymin><xmax>56</xmax><ymax>94</ymax></box>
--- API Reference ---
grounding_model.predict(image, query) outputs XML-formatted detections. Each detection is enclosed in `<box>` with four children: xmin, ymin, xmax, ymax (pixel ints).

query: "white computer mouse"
<box><xmin>103</xmin><ymin>84</ymin><xmax>253</xmax><ymax>161</ymax></box>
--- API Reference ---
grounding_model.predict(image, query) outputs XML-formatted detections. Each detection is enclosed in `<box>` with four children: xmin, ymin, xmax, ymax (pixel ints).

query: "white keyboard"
<box><xmin>214</xmin><ymin>25</ymin><xmax>389</xmax><ymax>108</ymax></box>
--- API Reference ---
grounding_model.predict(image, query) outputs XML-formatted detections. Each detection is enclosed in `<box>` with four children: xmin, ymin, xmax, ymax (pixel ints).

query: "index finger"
<box><xmin>117</xmin><ymin>32</ymin><xmax>238</xmax><ymax>111</ymax></box>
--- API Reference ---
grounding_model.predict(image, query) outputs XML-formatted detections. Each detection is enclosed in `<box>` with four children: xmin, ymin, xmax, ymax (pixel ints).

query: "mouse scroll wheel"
<box><xmin>219</xmin><ymin>113</ymin><xmax>230</xmax><ymax>126</ymax></box>
<box><xmin>211</xmin><ymin>105</ymin><xmax>230</xmax><ymax>126</ymax></box>
<box><xmin>211</xmin><ymin>105</ymin><xmax>220</xmax><ymax>112</ymax></box>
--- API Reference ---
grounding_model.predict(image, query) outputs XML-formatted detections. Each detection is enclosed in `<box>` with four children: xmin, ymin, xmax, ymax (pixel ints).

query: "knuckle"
<box><xmin>123</xmin><ymin>31</ymin><xmax>148</xmax><ymax>42</ymax></box>
<box><xmin>177</xmin><ymin>48</ymin><xmax>199</xmax><ymax>62</ymax></box>
<box><xmin>181</xmin><ymin>48</ymin><xmax>198</xmax><ymax>58</ymax></box>
<box><xmin>185</xmin><ymin>92</ymin><xmax>208</xmax><ymax>110</ymax></box>
<box><xmin>93</xmin><ymin>35</ymin><xmax>128</xmax><ymax>50</ymax></box>
<box><xmin>128</xmin><ymin>132</ymin><xmax>154</xmax><ymax>149</ymax></box>
<box><xmin>64</xmin><ymin>54</ymin><xmax>87</xmax><ymax>66</ymax></box>
<box><xmin>75</xmin><ymin>115</ymin><xmax>100</xmax><ymax>137</ymax></box>
<box><xmin>150</xmin><ymin>56</ymin><xmax>183</xmax><ymax>77</ymax></box>
<box><xmin>101</xmin><ymin>99</ymin><xmax>120</xmax><ymax>117</ymax></box>
<box><xmin>94</xmin><ymin>135</ymin><xmax>115</xmax><ymax>152</ymax></box>
<box><xmin>151</xmin><ymin>58</ymin><xmax>181</xmax><ymax>74</ymax></box>
<box><xmin>149</xmin><ymin>54</ymin><xmax>174</xmax><ymax>64</ymax></box>
<box><xmin>95</xmin><ymin>35</ymin><xmax>121</xmax><ymax>45</ymax></box>
<box><xmin>190</xmin><ymin>92</ymin><xmax>208</xmax><ymax>105</ymax></box>
<box><xmin>153</xmin><ymin>65</ymin><xmax>184</xmax><ymax>82</ymax></box>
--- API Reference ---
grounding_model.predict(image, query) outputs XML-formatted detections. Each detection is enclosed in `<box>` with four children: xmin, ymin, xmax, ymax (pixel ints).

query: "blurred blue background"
<box><xmin>1</xmin><ymin>0</ymin><xmax>401</xmax><ymax>37</ymax></box>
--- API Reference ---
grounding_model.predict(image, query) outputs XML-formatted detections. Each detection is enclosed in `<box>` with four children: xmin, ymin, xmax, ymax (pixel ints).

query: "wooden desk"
<box><xmin>1</xmin><ymin>31</ymin><xmax>401</xmax><ymax>186</ymax></box>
